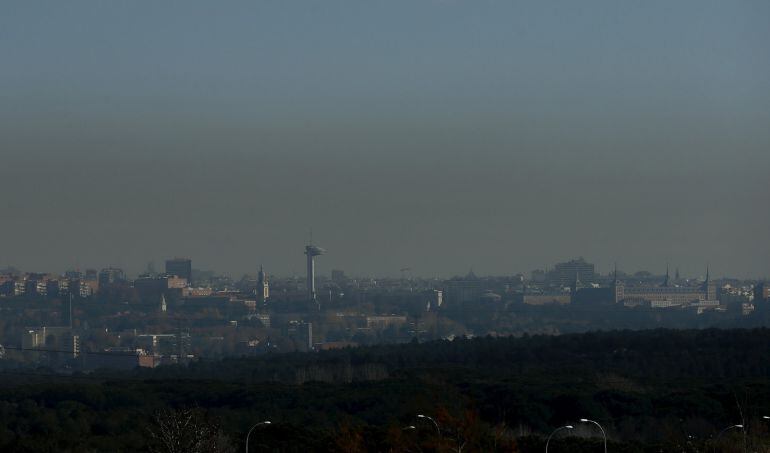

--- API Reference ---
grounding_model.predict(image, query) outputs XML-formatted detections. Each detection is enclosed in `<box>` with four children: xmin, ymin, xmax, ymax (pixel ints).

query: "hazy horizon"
<box><xmin>2</xmin><ymin>1</ymin><xmax>769</xmax><ymax>278</ymax></box>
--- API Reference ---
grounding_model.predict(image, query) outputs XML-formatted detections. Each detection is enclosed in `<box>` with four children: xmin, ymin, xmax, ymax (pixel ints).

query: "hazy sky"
<box><xmin>1</xmin><ymin>1</ymin><xmax>769</xmax><ymax>279</ymax></box>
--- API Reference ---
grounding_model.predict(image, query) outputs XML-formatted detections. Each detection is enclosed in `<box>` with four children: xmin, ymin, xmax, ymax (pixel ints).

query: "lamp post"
<box><xmin>713</xmin><ymin>424</ymin><xmax>743</xmax><ymax>453</ymax></box>
<box><xmin>245</xmin><ymin>420</ymin><xmax>271</xmax><ymax>453</ymax></box>
<box><xmin>580</xmin><ymin>419</ymin><xmax>607</xmax><ymax>453</ymax></box>
<box><xmin>545</xmin><ymin>425</ymin><xmax>573</xmax><ymax>453</ymax></box>
<box><xmin>417</xmin><ymin>414</ymin><xmax>441</xmax><ymax>437</ymax></box>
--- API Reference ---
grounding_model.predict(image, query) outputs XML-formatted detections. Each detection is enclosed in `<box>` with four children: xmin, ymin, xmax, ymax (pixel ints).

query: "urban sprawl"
<box><xmin>1</xmin><ymin>247</ymin><xmax>767</xmax><ymax>373</ymax></box>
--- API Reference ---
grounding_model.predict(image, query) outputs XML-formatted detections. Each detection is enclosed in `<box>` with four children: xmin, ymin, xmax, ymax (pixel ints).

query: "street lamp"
<box><xmin>580</xmin><ymin>419</ymin><xmax>607</xmax><ymax>453</ymax></box>
<box><xmin>545</xmin><ymin>425</ymin><xmax>573</xmax><ymax>453</ymax></box>
<box><xmin>245</xmin><ymin>420</ymin><xmax>271</xmax><ymax>453</ymax></box>
<box><xmin>713</xmin><ymin>424</ymin><xmax>743</xmax><ymax>453</ymax></box>
<box><xmin>417</xmin><ymin>414</ymin><xmax>441</xmax><ymax>437</ymax></box>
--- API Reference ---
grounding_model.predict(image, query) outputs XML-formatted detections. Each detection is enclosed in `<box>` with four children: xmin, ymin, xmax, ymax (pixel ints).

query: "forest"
<box><xmin>1</xmin><ymin>328</ymin><xmax>769</xmax><ymax>452</ymax></box>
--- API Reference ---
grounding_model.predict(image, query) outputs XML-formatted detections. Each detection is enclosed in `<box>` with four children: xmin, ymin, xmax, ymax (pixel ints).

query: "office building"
<box><xmin>755</xmin><ymin>282</ymin><xmax>770</xmax><ymax>302</ymax></box>
<box><xmin>331</xmin><ymin>269</ymin><xmax>347</xmax><ymax>284</ymax></box>
<box><xmin>550</xmin><ymin>258</ymin><xmax>595</xmax><ymax>287</ymax></box>
<box><xmin>445</xmin><ymin>271</ymin><xmax>482</xmax><ymax>305</ymax></box>
<box><xmin>165</xmin><ymin>258</ymin><xmax>192</xmax><ymax>282</ymax></box>
<box><xmin>98</xmin><ymin>268</ymin><xmax>125</xmax><ymax>290</ymax></box>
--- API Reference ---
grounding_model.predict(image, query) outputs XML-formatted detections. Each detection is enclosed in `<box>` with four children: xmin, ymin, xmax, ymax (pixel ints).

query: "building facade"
<box><xmin>754</xmin><ymin>282</ymin><xmax>770</xmax><ymax>303</ymax></box>
<box><xmin>445</xmin><ymin>271</ymin><xmax>482</xmax><ymax>305</ymax></box>
<box><xmin>613</xmin><ymin>268</ymin><xmax>717</xmax><ymax>308</ymax></box>
<box><xmin>165</xmin><ymin>258</ymin><xmax>192</xmax><ymax>282</ymax></box>
<box><xmin>98</xmin><ymin>268</ymin><xmax>125</xmax><ymax>291</ymax></box>
<box><xmin>550</xmin><ymin>258</ymin><xmax>595</xmax><ymax>287</ymax></box>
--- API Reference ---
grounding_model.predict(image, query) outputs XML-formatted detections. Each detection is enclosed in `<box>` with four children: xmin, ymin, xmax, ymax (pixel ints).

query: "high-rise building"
<box><xmin>165</xmin><ymin>258</ymin><xmax>192</xmax><ymax>282</ymax></box>
<box><xmin>64</xmin><ymin>270</ymin><xmax>82</xmax><ymax>280</ymax></box>
<box><xmin>287</xmin><ymin>321</ymin><xmax>313</xmax><ymax>351</ymax></box>
<box><xmin>530</xmin><ymin>269</ymin><xmax>547</xmax><ymax>283</ymax></box>
<box><xmin>305</xmin><ymin>244</ymin><xmax>325</xmax><ymax>302</ymax></box>
<box><xmin>256</xmin><ymin>265</ymin><xmax>269</xmax><ymax>303</ymax></box>
<box><xmin>82</xmin><ymin>269</ymin><xmax>98</xmax><ymax>295</ymax></box>
<box><xmin>331</xmin><ymin>269</ymin><xmax>347</xmax><ymax>284</ymax></box>
<box><xmin>425</xmin><ymin>289</ymin><xmax>443</xmax><ymax>311</ymax></box>
<box><xmin>755</xmin><ymin>282</ymin><xmax>770</xmax><ymax>302</ymax></box>
<box><xmin>550</xmin><ymin>258</ymin><xmax>595</xmax><ymax>287</ymax></box>
<box><xmin>98</xmin><ymin>268</ymin><xmax>125</xmax><ymax>290</ymax></box>
<box><xmin>445</xmin><ymin>271</ymin><xmax>482</xmax><ymax>305</ymax></box>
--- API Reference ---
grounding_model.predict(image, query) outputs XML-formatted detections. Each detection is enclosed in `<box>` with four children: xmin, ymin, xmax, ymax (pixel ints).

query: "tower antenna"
<box><xmin>305</xmin><ymin>238</ymin><xmax>326</xmax><ymax>306</ymax></box>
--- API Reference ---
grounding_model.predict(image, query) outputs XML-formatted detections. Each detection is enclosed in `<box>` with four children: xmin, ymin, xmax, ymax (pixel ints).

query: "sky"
<box><xmin>1</xmin><ymin>1</ymin><xmax>769</xmax><ymax>279</ymax></box>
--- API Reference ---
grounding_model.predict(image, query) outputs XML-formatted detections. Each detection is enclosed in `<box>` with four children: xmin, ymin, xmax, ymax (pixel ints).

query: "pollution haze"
<box><xmin>1</xmin><ymin>1</ymin><xmax>768</xmax><ymax>278</ymax></box>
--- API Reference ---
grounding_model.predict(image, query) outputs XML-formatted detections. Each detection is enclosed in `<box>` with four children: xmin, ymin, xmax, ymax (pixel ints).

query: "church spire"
<box><xmin>662</xmin><ymin>263</ymin><xmax>670</xmax><ymax>287</ymax></box>
<box><xmin>571</xmin><ymin>269</ymin><xmax>582</xmax><ymax>294</ymax></box>
<box><xmin>701</xmin><ymin>264</ymin><xmax>715</xmax><ymax>299</ymax></box>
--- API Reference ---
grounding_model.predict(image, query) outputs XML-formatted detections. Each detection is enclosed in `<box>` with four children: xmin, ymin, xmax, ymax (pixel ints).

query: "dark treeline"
<box><xmin>2</xmin><ymin>328</ymin><xmax>770</xmax><ymax>452</ymax></box>
<box><xmin>134</xmin><ymin>327</ymin><xmax>770</xmax><ymax>383</ymax></box>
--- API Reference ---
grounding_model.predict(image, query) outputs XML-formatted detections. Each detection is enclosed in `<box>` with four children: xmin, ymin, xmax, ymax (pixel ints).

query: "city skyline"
<box><xmin>1</xmin><ymin>2</ymin><xmax>769</xmax><ymax>451</ymax></box>
<box><xmin>0</xmin><ymin>253</ymin><xmax>753</xmax><ymax>282</ymax></box>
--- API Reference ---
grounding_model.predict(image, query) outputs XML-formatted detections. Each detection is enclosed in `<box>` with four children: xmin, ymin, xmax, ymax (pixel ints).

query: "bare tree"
<box><xmin>148</xmin><ymin>407</ymin><xmax>235</xmax><ymax>453</ymax></box>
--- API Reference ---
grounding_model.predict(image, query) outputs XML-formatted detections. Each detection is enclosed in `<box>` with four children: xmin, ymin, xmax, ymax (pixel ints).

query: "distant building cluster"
<box><xmin>429</xmin><ymin>258</ymin><xmax>766</xmax><ymax>319</ymax></box>
<box><xmin>0</xmin><ymin>269</ymin><xmax>99</xmax><ymax>298</ymax></box>
<box><xmin>0</xmin><ymin>249</ymin><xmax>768</xmax><ymax>374</ymax></box>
